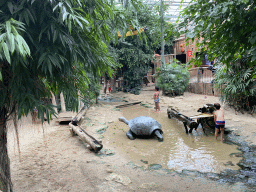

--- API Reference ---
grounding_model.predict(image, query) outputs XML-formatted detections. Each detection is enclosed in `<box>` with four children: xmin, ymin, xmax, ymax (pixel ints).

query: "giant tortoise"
<box><xmin>118</xmin><ymin>116</ymin><xmax>163</xmax><ymax>142</ymax></box>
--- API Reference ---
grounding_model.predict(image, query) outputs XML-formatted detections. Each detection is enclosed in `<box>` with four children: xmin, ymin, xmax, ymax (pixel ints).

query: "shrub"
<box><xmin>214</xmin><ymin>60</ymin><xmax>256</xmax><ymax>114</ymax></box>
<box><xmin>156</xmin><ymin>61</ymin><xmax>190</xmax><ymax>96</ymax></box>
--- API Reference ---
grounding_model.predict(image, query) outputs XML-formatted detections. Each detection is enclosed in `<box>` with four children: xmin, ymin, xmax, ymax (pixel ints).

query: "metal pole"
<box><xmin>160</xmin><ymin>0</ymin><xmax>165</xmax><ymax>67</ymax></box>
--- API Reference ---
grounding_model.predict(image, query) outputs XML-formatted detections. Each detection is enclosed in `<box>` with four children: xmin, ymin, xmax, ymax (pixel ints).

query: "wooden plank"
<box><xmin>167</xmin><ymin>108</ymin><xmax>198</xmax><ymax>133</ymax></box>
<box><xmin>69</xmin><ymin>123</ymin><xmax>103</xmax><ymax>152</ymax></box>
<box><xmin>56</xmin><ymin>117</ymin><xmax>73</xmax><ymax>122</ymax></box>
<box><xmin>190</xmin><ymin>113</ymin><xmax>214</xmax><ymax>119</ymax></box>
<box><xmin>115</xmin><ymin>101</ymin><xmax>142</xmax><ymax>108</ymax></box>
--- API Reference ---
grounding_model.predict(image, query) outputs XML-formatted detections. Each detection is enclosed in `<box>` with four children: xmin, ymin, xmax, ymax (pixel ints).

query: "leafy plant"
<box><xmin>179</xmin><ymin>0</ymin><xmax>256</xmax><ymax>67</ymax></box>
<box><xmin>214</xmin><ymin>59</ymin><xmax>256</xmax><ymax>113</ymax></box>
<box><xmin>156</xmin><ymin>60</ymin><xmax>189</xmax><ymax>96</ymax></box>
<box><xmin>179</xmin><ymin>0</ymin><xmax>256</xmax><ymax>113</ymax></box>
<box><xmin>0</xmin><ymin>0</ymin><xmax>140</xmax><ymax>190</ymax></box>
<box><xmin>111</xmin><ymin>1</ymin><xmax>175</xmax><ymax>94</ymax></box>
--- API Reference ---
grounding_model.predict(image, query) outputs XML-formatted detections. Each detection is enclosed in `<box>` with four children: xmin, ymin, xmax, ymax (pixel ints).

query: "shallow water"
<box><xmin>103</xmin><ymin>105</ymin><xmax>242</xmax><ymax>173</ymax></box>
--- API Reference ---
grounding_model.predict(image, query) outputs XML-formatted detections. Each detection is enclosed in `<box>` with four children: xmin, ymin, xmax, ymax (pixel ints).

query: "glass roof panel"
<box><xmin>141</xmin><ymin>0</ymin><xmax>192</xmax><ymax>23</ymax></box>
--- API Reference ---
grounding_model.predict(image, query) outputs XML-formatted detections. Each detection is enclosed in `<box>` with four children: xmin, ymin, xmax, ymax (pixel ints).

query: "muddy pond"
<box><xmin>103</xmin><ymin>104</ymin><xmax>242</xmax><ymax>173</ymax></box>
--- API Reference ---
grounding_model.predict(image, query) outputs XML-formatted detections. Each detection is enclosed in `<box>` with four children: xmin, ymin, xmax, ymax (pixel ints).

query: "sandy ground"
<box><xmin>7</xmin><ymin>83</ymin><xmax>256</xmax><ymax>192</ymax></box>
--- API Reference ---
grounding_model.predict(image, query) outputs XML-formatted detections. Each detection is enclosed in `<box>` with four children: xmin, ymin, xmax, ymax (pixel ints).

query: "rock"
<box><xmin>248</xmin><ymin>178</ymin><xmax>256</xmax><ymax>185</ymax></box>
<box><xmin>239</xmin><ymin>170</ymin><xmax>256</xmax><ymax>177</ymax></box>
<box><xmin>148</xmin><ymin>164</ymin><xmax>162</xmax><ymax>170</ymax></box>
<box><xmin>104</xmin><ymin>149</ymin><xmax>115</xmax><ymax>156</ymax></box>
<box><xmin>140</xmin><ymin>159</ymin><xmax>148</xmax><ymax>164</ymax></box>
<box><xmin>106</xmin><ymin>169</ymin><xmax>114</xmax><ymax>173</ymax></box>
<box><xmin>224</xmin><ymin>161</ymin><xmax>235</xmax><ymax>166</ymax></box>
<box><xmin>140</xmin><ymin>182</ymin><xmax>158</xmax><ymax>189</ymax></box>
<box><xmin>207</xmin><ymin>173</ymin><xmax>219</xmax><ymax>180</ymax></box>
<box><xmin>105</xmin><ymin>173</ymin><xmax>131</xmax><ymax>186</ymax></box>
<box><xmin>229</xmin><ymin>153</ymin><xmax>243</xmax><ymax>158</ymax></box>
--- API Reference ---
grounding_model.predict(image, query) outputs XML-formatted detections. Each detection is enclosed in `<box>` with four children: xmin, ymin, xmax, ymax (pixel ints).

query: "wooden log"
<box><xmin>116</xmin><ymin>101</ymin><xmax>142</xmax><ymax>108</ymax></box>
<box><xmin>167</xmin><ymin>108</ymin><xmax>198</xmax><ymax>133</ymax></box>
<box><xmin>69</xmin><ymin>123</ymin><xmax>103</xmax><ymax>152</ymax></box>
<box><xmin>72</xmin><ymin>106</ymin><xmax>88</xmax><ymax>125</ymax></box>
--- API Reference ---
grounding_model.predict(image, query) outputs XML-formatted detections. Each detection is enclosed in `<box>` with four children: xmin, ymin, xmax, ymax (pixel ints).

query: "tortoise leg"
<box><xmin>154</xmin><ymin>130</ymin><xmax>163</xmax><ymax>142</ymax></box>
<box><xmin>126</xmin><ymin>130</ymin><xmax>136</xmax><ymax>140</ymax></box>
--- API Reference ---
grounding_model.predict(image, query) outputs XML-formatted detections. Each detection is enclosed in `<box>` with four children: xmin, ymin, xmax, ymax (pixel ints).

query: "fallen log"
<box><xmin>72</xmin><ymin>105</ymin><xmax>88</xmax><ymax>125</ymax></box>
<box><xmin>69</xmin><ymin>123</ymin><xmax>103</xmax><ymax>152</ymax></box>
<box><xmin>115</xmin><ymin>101</ymin><xmax>142</xmax><ymax>108</ymax></box>
<box><xmin>167</xmin><ymin>108</ymin><xmax>198</xmax><ymax>133</ymax></box>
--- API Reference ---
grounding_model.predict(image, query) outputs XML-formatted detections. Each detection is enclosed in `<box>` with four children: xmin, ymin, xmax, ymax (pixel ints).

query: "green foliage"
<box><xmin>215</xmin><ymin>59</ymin><xmax>256</xmax><ymax>113</ymax></box>
<box><xmin>0</xmin><ymin>0</ymin><xmax>134</xmax><ymax>120</ymax></box>
<box><xmin>180</xmin><ymin>0</ymin><xmax>256</xmax><ymax>66</ymax></box>
<box><xmin>122</xmin><ymin>65</ymin><xmax>149</xmax><ymax>94</ymax></box>
<box><xmin>179</xmin><ymin>0</ymin><xmax>256</xmax><ymax>112</ymax></box>
<box><xmin>156</xmin><ymin>60</ymin><xmax>189</xmax><ymax>96</ymax></box>
<box><xmin>0</xmin><ymin>19</ymin><xmax>30</xmax><ymax>63</ymax></box>
<box><xmin>111</xmin><ymin>1</ymin><xmax>175</xmax><ymax>94</ymax></box>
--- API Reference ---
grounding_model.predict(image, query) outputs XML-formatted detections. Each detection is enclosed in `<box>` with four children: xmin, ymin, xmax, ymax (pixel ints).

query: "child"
<box><xmin>153</xmin><ymin>86</ymin><xmax>160</xmax><ymax>112</ymax></box>
<box><xmin>214</xmin><ymin>103</ymin><xmax>225</xmax><ymax>141</ymax></box>
<box><xmin>32</xmin><ymin>107</ymin><xmax>38</xmax><ymax>124</ymax></box>
<box><xmin>107</xmin><ymin>82</ymin><xmax>111</xmax><ymax>93</ymax></box>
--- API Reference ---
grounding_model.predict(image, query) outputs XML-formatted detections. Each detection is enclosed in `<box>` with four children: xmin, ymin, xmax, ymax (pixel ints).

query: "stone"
<box><xmin>207</xmin><ymin>173</ymin><xmax>219</xmax><ymax>180</ymax></box>
<box><xmin>140</xmin><ymin>159</ymin><xmax>148</xmax><ymax>164</ymax></box>
<box><xmin>148</xmin><ymin>164</ymin><xmax>162</xmax><ymax>170</ymax></box>
<box><xmin>105</xmin><ymin>173</ymin><xmax>131</xmax><ymax>186</ymax></box>
<box><xmin>106</xmin><ymin>169</ymin><xmax>114</xmax><ymax>173</ymax></box>
<box><xmin>224</xmin><ymin>161</ymin><xmax>235</xmax><ymax>166</ymax></box>
<box><xmin>247</xmin><ymin>178</ymin><xmax>256</xmax><ymax>185</ymax></box>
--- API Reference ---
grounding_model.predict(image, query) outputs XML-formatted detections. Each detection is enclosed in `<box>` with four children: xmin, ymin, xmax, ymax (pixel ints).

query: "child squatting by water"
<box><xmin>214</xmin><ymin>103</ymin><xmax>225</xmax><ymax>141</ymax></box>
<box><xmin>153</xmin><ymin>86</ymin><xmax>160</xmax><ymax>112</ymax></box>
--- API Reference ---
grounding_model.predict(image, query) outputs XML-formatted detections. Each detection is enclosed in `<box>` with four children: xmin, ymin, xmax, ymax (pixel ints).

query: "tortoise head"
<box><xmin>118</xmin><ymin>117</ymin><xmax>129</xmax><ymax>125</ymax></box>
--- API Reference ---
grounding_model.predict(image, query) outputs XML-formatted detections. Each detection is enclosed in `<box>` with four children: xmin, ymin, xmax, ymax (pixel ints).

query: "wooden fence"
<box><xmin>187</xmin><ymin>67</ymin><xmax>221</xmax><ymax>96</ymax></box>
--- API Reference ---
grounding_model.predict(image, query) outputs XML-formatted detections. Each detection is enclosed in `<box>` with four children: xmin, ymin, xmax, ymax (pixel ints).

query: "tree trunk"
<box><xmin>0</xmin><ymin>107</ymin><xmax>13</xmax><ymax>192</ymax></box>
<box><xmin>69</xmin><ymin>123</ymin><xmax>103</xmax><ymax>152</ymax></box>
<box><xmin>60</xmin><ymin>92</ymin><xmax>66</xmax><ymax>113</ymax></box>
<box><xmin>110</xmin><ymin>77</ymin><xmax>116</xmax><ymax>93</ymax></box>
<box><xmin>104</xmin><ymin>75</ymin><xmax>107</xmax><ymax>94</ymax></box>
<box><xmin>78</xmin><ymin>91</ymin><xmax>84</xmax><ymax>111</ymax></box>
<box><xmin>50</xmin><ymin>91</ymin><xmax>58</xmax><ymax>114</ymax></box>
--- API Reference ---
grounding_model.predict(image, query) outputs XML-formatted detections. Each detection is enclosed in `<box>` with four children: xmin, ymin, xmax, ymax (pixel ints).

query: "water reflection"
<box><xmin>168</xmin><ymin>138</ymin><xmax>216</xmax><ymax>172</ymax></box>
<box><xmin>104</xmin><ymin>105</ymin><xmax>242</xmax><ymax>173</ymax></box>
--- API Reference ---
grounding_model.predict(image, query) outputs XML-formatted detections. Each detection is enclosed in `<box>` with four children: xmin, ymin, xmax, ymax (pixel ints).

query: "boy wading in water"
<box><xmin>214</xmin><ymin>103</ymin><xmax>225</xmax><ymax>141</ymax></box>
<box><xmin>153</xmin><ymin>86</ymin><xmax>160</xmax><ymax>112</ymax></box>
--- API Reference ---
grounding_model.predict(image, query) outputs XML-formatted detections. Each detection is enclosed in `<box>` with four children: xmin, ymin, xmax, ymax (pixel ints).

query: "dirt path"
<box><xmin>7</xmin><ymin>84</ymin><xmax>256</xmax><ymax>191</ymax></box>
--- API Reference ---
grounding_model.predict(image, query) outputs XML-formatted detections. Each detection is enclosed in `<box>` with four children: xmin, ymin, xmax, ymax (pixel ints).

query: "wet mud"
<box><xmin>102</xmin><ymin>104</ymin><xmax>256</xmax><ymax>189</ymax></box>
